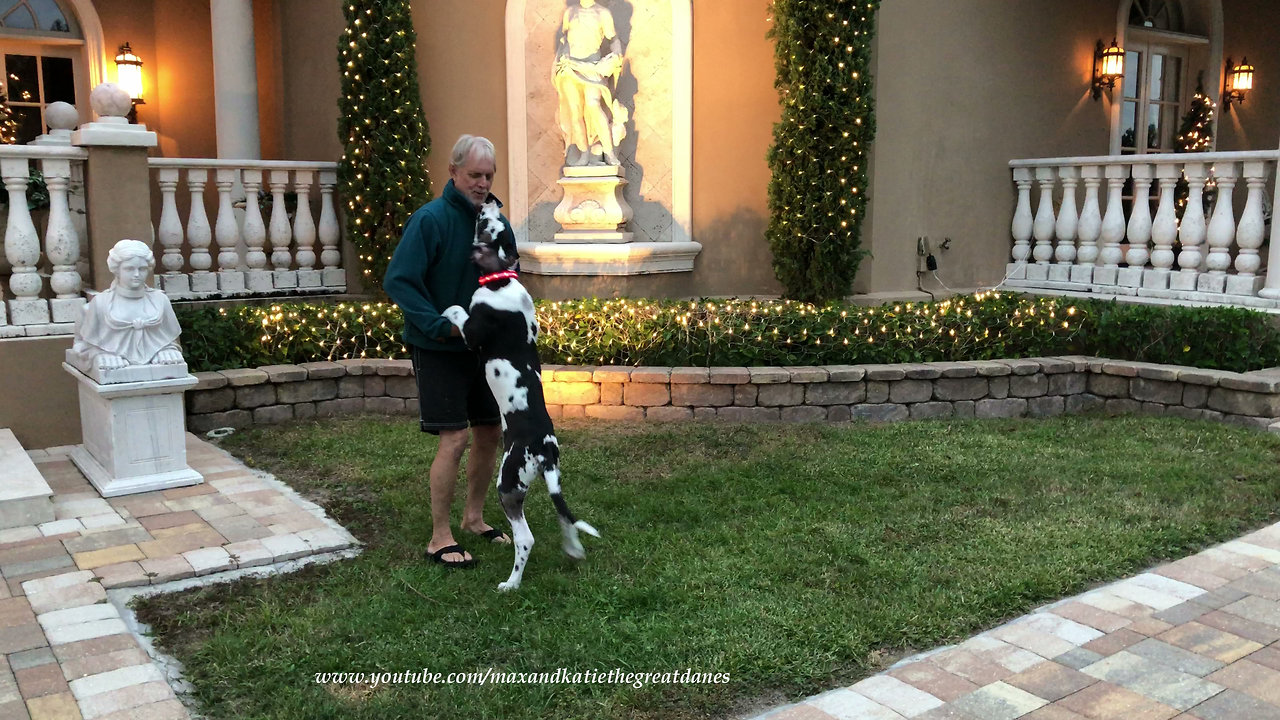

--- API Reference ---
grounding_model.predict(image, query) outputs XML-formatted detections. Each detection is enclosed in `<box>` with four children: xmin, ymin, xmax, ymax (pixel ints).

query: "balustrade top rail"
<box><xmin>0</xmin><ymin>145</ymin><xmax>87</xmax><ymax>160</ymax></box>
<box><xmin>1009</xmin><ymin>150</ymin><xmax>1280</xmax><ymax>169</ymax></box>
<box><xmin>148</xmin><ymin>158</ymin><xmax>339</xmax><ymax>170</ymax></box>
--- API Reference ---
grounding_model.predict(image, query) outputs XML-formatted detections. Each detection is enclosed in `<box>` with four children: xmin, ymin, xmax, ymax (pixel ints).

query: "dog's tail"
<box><xmin>543</xmin><ymin>464</ymin><xmax>600</xmax><ymax>539</ymax></box>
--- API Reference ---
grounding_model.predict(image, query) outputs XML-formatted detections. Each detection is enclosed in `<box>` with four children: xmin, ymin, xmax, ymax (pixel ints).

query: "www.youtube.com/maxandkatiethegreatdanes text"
<box><xmin>315</xmin><ymin>668</ymin><xmax>731</xmax><ymax>690</ymax></box>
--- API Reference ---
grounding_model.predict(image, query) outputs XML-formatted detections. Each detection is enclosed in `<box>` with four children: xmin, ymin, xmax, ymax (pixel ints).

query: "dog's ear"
<box><xmin>497</xmin><ymin>225</ymin><xmax>519</xmax><ymax>268</ymax></box>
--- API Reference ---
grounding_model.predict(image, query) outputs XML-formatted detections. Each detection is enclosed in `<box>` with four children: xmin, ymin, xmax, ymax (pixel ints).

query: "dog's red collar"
<box><xmin>478</xmin><ymin>270</ymin><xmax>518</xmax><ymax>286</ymax></box>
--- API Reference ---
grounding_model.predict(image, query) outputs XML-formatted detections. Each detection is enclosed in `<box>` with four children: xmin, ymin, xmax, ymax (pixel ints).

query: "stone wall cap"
<box><xmin>861</xmin><ymin>365</ymin><xmax>907</xmax><ymax>381</ymax></box>
<box><xmin>299</xmin><ymin>361</ymin><xmax>346</xmax><ymax>379</ymax></box>
<box><xmin>630</xmin><ymin>367</ymin><xmax>673</xmax><ymax>383</ymax></box>
<box><xmin>1177</xmin><ymin>369</ymin><xmax>1222</xmax><ymax>386</ymax></box>
<box><xmin>373</xmin><ymin>359</ymin><xmax>414</xmax><ymax>376</ymax></box>
<box><xmin>823</xmin><ymin>365</ymin><xmax>866</xmax><ymax>381</ymax></box>
<box><xmin>1219</xmin><ymin>374</ymin><xmax>1280</xmax><ymax>393</ymax></box>
<box><xmin>259</xmin><ymin>364</ymin><xmax>308</xmax><ymax>382</ymax></box>
<box><xmin>556</xmin><ymin>367</ymin><xmax>597</xmax><ymax>382</ymax></box>
<box><xmin>220</xmin><ymin>368</ymin><xmax>269</xmax><ymax>386</ymax></box>
<box><xmin>1036</xmin><ymin>358</ymin><xmax>1077</xmax><ymax>374</ymax></box>
<box><xmin>709</xmin><ymin>367</ymin><xmax>751</xmax><ymax>384</ymax></box>
<box><xmin>334</xmin><ymin>359</ymin><xmax>370</xmax><ymax>375</ymax></box>
<box><xmin>970</xmin><ymin>360</ymin><xmax>1013</xmax><ymax>377</ymax></box>
<box><xmin>748</xmin><ymin>367</ymin><xmax>791</xmax><ymax>384</ymax></box>
<box><xmin>998</xmin><ymin>359</ymin><xmax>1042</xmax><ymax>376</ymax></box>
<box><xmin>1100</xmin><ymin>361</ymin><xmax>1139</xmax><ymax>378</ymax></box>
<box><xmin>903</xmin><ymin>364</ymin><xmax>944</xmax><ymax>379</ymax></box>
<box><xmin>193</xmin><ymin>371</ymin><xmax>228</xmax><ymax>390</ymax></box>
<box><xmin>670</xmin><ymin>367</ymin><xmax>711</xmax><ymax>384</ymax></box>
<box><xmin>1132</xmin><ymin>364</ymin><xmax>1181</xmax><ymax>382</ymax></box>
<box><xmin>784</xmin><ymin>366</ymin><xmax>828</xmax><ymax>383</ymax></box>
<box><xmin>592</xmin><ymin>367</ymin><xmax>633</xmax><ymax>382</ymax></box>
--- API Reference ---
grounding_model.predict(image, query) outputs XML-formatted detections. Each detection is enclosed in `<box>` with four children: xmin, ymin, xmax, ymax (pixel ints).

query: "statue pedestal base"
<box><xmin>554</xmin><ymin>166</ymin><xmax>633</xmax><ymax>243</ymax></box>
<box><xmin>62</xmin><ymin>364</ymin><xmax>203</xmax><ymax>498</ymax></box>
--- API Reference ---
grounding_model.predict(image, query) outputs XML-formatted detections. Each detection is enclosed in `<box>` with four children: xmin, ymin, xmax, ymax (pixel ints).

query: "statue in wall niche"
<box><xmin>553</xmin><ymin>0</ymin><xmax>629</xmax><ymax>167</ymax></box>
<box><xmin>67</xmin><ymin>239</ymin><xmax>184</xmax><ymax>381</ymax></box>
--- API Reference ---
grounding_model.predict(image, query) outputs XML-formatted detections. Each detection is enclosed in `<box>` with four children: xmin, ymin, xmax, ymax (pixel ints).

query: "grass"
<box><xmin>134</xmin><ymin>414</ymin><xmax>1280</xmax><ymax>719</ymax></box>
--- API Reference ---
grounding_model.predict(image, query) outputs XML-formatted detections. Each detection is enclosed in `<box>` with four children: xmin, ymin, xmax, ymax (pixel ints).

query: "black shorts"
<box><xmin>409</xmin><ymin>345</ymin><xmax>501</xmax><ymax>434</ymax></box>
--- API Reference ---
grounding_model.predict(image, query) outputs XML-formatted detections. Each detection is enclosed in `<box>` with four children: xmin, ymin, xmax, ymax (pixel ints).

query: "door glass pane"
<box><xmin>1121</xmin><ymin>101</ymin><xmax>1138</xmax><ymax>149</ymax></box>
<box><xmin>1164</xmin><ymin>56</ymin><xmax>1182</xmax><ymax>101</ymax></box>
<box><xmin>1147</xmin><ymin>103</ymin><xmax>1162</xmax><ymax>149</ymax></box>
<box><xmin>4</xmin><ymin>53</ymin><xmax>37</xmax><ymax>102</ymax></box>
<box><xmin>1150</xmin><ymin>54</ymin><xmax>1164</xmax><ymax>100</ymax></box>
<box><xmin>1164</xmin><ymin>105</ymin><xmax>1180</xmax><ymax>148</ymax></box>
<box><xmin>10</xmin><ymin>104</ymin><xmax>39</xmax><ymax>143</ymax></box>
<box><xmin>41</xmin><ymin>55</ymin><xmax>72</xmax><ymax>103</ymax></box>
<box><xmin>29</xmin><ymin>0</ymin><xmax>72</xmax><ymax>33</ymax></box>
<box><xmin>0</xmin><ymin>3</ymin><xmax>35</xmax><ymax>30</ymax></box>
<box><xmin>1124</xmin><ymin>51</ymin><xmax>1141</xmax><ymax>98</ymax></box>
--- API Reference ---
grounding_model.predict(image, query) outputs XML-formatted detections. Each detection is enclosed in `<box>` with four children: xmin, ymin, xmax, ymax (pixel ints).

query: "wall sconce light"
<box><xmin>1092</xmin><ymin>38</ymin><xmax>1125</xmax><ymax>100</ymax></box>
<box><xmin>1223</xmin><ymin>57</ymin><xmax>1254</xmax><ymax>109</ymax></box>
<box><xmin>114</xmin><ymin>42</ymin><xmax>144</xmax><ymax>123</ymax></box>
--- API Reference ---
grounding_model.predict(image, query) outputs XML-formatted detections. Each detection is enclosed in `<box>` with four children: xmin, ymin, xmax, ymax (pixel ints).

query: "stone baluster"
<box><xmin>1054</xmin><ymin>166</ymin><xmax>1079</xmax><ymax>272</ymax></box>
<box><xmin>293</xmin><ymin>169</ymin><xmax>320</xmax><ymax>288</ymax></box>
<box><xmin>1122</xmin><ymin>164</ymin><xmax>1153</xmax><ymax>288</ymax></box>
<box><xmin>267</xmin><ymin>169</ymin><xmax>297</xmax><ymax>289</ymax></box>
<box><xmin>156</xmin><ymin>167</ymin><xmax>187</xmax><ymax>298</ymax></box>
<box><xmin>1229</xmin><ymin>160</ymin><xmax>1267</xmax><ymax>296</ymax></box>
<box><xmin>2</xmin><ymin>158</ymin><xmax>47</xmax><ymax>325</ymax></box>
<box><xmin>40</xmin><ymin>157</ymin><xmax>83</xmax><ymax>325</ymax></box>
<box><xmin>1174</xmin><ymin>162</ymin><xmax>1207</xmax><ymax>292</ymax></box>
<box><xmin>1075</xmin><ymin>166</ymin><xmax>1101</xmax><ymax>283</ymax></box>
<box><xmin>1202</xmin><ymin>162</ymin><xmax>1237</xmax><ymax>294</ymax></box>
<box><xmin>318</xmin><ymin>170</ymin><xmax>343</xmax><ymax>288</ymax></box>
<box><xmin>185</xmin><ymin>169</ymin><xmax>216</xmax><ymax>295</ymax></box>
<box><xmin>1147</xmin><ymin>163</ymin><xmax>1179</xmax><ymax>289</ymax></box>
<box><xmin>1096</xmin><ymin>165</ymin><xmax>1128</xmax><ymax>286</ymax></box>
<box><xmin>1031</xmin><ymin>167</ymin><xmax>1056</xmax><ymax>267</ymax></box>
<box><xmin>1260</xmin><ymin>159</ymin><xmax>1280</xmax><ymax>299</ymax></box>
<box><xmin>1009</xmin><ymin>168</ymin><xmax>1033</xmax><ymax>272</ymax></box>
<box><xmin>241</xmin><ymin>168</ymin><xmax>270</xmax><ymax>293</ymax></box>
<box><xmin>214</xmin><ymin>168</ymin><xmax>246</xmax><ymax>293</ymax></box>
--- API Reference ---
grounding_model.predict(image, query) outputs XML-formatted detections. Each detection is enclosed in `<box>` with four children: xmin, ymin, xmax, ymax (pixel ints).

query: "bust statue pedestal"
<box><xmin>554</xmin><ymin>166</ymin><xmax>633</xmax><ymax>243</ymax></box>
<box><xmin>62</xmin><ymin>363</ymin><xmax>204</xmax><ymax>498</ymax></box>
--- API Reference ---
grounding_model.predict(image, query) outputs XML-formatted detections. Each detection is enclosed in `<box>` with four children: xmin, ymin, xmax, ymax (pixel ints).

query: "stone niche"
<box><xmin>506</xmin><ymin>0</ymin><xmax>700</xmax><ymax>275</ymax></box>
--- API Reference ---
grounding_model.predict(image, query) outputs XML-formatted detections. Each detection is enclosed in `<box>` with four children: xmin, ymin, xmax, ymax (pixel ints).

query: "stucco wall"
<box><xmin>1217</xmin><ymin>0</ymin><xmax>1280</xmax><ymax>152</ymax></box>
<box><xmin>277</xmin><ymin>0</ymin><xmax>343</xmax><ymax>161</ymax></box>
<box><xmin>0</xmin><ymin>338</ymin><xmax>79</xmax><ymax>448</ymax></box>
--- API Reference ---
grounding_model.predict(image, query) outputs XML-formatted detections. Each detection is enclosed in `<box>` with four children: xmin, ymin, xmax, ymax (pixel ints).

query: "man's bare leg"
<box><xmin>427</xmin><ymin>428</ymin><xmax>471</xmax><ymax>563</ymax></box>
<box><xmin>461</xmin><ymin>424</ymin><xmax>506</xmax><ymax>542</ymax></box>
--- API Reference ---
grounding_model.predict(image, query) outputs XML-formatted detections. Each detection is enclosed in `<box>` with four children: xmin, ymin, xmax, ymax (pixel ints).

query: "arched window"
<box><xmin>1112</xmin><ymin>0</ymin><xmax>1220</xmax><ymax>155</ymax></box>
<box><xmin>0</xmin><ymin>0</ymin><xmax>86</xmax><ymax>143</ymax></box>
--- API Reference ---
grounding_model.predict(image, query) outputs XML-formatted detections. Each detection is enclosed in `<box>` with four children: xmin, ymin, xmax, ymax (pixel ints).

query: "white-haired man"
<box><xmin>385</xmin><ymin>134</ymin><xmax>515</xmax><ymax>568</ymax></box>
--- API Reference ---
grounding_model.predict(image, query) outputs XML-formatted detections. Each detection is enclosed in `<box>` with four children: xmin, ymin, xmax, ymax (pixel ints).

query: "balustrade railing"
<box><xmin>0</xmin><ymin>145</ymin><xmax>88</xmax><ymax>338</ymax></box>
<box><xmin>1007</xmin><ymin>151</ymin><xmax>1280</xmax><ymax>310</ymax></box>
<box><xmin>149</xmin><ymin>159</ymin><xmax>344</xmax><ymax>300</ymax></box>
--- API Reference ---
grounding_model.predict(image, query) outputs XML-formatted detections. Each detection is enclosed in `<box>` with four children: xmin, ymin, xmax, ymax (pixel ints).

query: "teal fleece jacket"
<box><xmin>384</xmin><ymin>180</ymin><xmax>513</xmax><ymax>351</ymax></box>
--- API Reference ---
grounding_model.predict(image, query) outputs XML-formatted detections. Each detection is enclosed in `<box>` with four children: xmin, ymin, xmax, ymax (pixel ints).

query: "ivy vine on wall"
<box><xmin>766</xmin><ymin>0</ymin><xmax>880</xmax><ymax>302</ymax></box>
<box><xmin>337</xmin><ymin>0</ymin><xmax>432</xmax><ymax>295</ymax></box>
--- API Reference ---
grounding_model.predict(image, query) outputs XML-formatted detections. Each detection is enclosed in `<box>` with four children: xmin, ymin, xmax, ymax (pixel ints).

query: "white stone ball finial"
<box><xmin>90</xmin><ymin>83</ymin><xmax>132</xmax><ymax>123</ymax></box>
<box><xmin>45</xmin><ymin>101</ymin><xmax>78</xmax><ymax>131</ymax></box>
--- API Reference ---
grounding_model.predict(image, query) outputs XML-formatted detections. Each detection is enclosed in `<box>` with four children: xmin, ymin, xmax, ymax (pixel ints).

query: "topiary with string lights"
<box><xmin>766</xmin><ymin>0</ymin><xmax>880</xmax><ymax>303</ymax></box>
<box><xmin>337</xmin><ymin>0</ymin><xmax>431</xmax><ymax>295</ymax></box>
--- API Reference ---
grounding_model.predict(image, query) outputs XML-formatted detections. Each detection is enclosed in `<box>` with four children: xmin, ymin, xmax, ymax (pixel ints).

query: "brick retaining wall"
<box><xmin>185</xmin><ymin>356</ymin><xmax>1280</xmax><ymax>433</ymax></box>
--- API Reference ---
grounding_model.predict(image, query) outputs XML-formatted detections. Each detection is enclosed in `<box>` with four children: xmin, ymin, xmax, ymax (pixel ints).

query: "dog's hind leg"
<box><xmin>543</xmin><ymin>463</ymin><xmax>599</xmax><ymax>559</ymax></box>
<box><xmin>496</xmin><ymin>451</ymin><xmax>534</xmax><ymax>592</ymax></box>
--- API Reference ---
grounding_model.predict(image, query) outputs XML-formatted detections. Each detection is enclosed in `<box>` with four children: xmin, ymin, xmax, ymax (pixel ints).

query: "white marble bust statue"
<box><xmin>67</xmin><ymin>239</ymin><xmax>185</xmax><ymax>382</ymax></box>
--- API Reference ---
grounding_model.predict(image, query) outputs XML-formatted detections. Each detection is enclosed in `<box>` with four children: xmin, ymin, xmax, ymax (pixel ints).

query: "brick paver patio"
<box><xmin>0</xmin><ymin>434</ymin><xmax>357</xmax><ymax>720</ymax></box>
<box><xmin>748</xmin><ymin>522</ymin><xmax>1280</xmax><ymax>719</ymax></box>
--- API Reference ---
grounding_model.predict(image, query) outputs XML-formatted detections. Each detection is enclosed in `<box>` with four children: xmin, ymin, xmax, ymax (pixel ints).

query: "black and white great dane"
<box><xmin>441</xmin><ymin>200</ymin><xmax>599</xmax><ymax>591</ymax></box>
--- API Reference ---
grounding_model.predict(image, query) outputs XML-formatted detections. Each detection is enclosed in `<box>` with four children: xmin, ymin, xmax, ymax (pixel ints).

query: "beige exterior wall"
<box><xmin>0</xmin><ymin>338</ymin><xmax>79</xmax><ymax>448</ymax></box>
<box><xmin>1217</xmin><ymin>0</ymin><xmax>1280</xmax><ymax>152</ymax></box>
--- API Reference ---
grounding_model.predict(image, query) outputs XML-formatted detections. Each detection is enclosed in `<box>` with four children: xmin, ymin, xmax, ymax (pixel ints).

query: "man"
<box><xmin>553</xmin><ymin>0</ymin><xmax>627</xmax><ymax>166</ymax></box>
<box><xmin>385</xmin><ymin>135</ymin><xmax>513</xmax><ymax>567</ymax></box>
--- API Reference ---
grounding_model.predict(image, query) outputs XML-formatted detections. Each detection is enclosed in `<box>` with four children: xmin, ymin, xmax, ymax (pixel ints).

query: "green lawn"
<box><xmin>135</xmin><ymin>415</ymin><xmax>1280</xmax><ymax>719</ymax></box>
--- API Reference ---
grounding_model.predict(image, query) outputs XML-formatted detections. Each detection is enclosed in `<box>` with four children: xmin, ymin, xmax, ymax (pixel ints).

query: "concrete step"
<box><xmin>0</xmin><ymin>428</ymin><xmax>55</xmax><ymax>529</ymax></box>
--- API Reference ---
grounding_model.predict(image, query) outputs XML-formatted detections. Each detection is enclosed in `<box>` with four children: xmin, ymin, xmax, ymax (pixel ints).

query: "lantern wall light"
<box><xmin>1223</xmin><ymin>57</ymin><xmax>1254</xmax><ymax>109</ymax></box>
<box><xmin>1092</xmin><ymin>38</ymin><xmax>1125</xmax><ymax>100</ymax></box>
<box><xmin>114</xmin><ymin>42</ymin><xmax>143</xmax><ymax>122</ymax></box>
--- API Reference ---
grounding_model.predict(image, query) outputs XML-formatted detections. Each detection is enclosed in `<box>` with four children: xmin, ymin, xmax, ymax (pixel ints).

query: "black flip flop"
<box><xmin>426</xmin><ymin>544</ymin><xmax>475</xmax><ymax>568</ymax></box>
<box><xmin>472</xmin><ymin>528</ymin><xmax>512</xmax><ymax>545</ymax></box>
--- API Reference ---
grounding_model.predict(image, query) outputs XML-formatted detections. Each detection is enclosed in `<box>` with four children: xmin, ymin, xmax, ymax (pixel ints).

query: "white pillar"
<box><xmin>210</xmin><ymin>0</ymin><xmax>260</xmax><ymax>161</ymax></box>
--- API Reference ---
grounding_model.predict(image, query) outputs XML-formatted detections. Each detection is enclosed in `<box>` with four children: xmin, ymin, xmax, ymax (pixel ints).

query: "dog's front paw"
<box><xmin>497</xmin><ymin>579</ymin><xmax>521</xmax><ymax>592</ymax></box>
<box><xmin>441</xmin><ymin>305</ymin><xmax>468</xmax><ymax>329</ymax></box>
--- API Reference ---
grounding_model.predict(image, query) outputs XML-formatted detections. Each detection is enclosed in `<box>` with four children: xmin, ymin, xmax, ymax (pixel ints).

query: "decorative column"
<box><xmin>1146</xmin><ymin>163</ymin><xmax>1179</xmax><ymax>290</ymax></box>
<box><xmin>318</xmin><ymin>170</ymin><xmax>344</xmax><ymax>288</ymax></box>
<box><xmin>3</xmin><ymin>157</ymin><xmax>46</xmax><ymax>325</ymax></box>
<box><xmin>156</xmin><ymin>167</ymin><xmax>187</xmax><ymax>297</ymax></box>
<box><xmin>1028</xmin><ymin>166</ymin><xmax>1056</xmax><ymax>282</ymax></box>
<box><xmin>1051</xmin><ymin>166</ymin><xmax>1078</xmax><ymax>282</ymax></box>
<box><xmin>1201</xmin><ymin>162</ymin><xmax>1236</xmax><ymax>294</ymax></box>
<box><xmin>1008</xmin><ymin>167</ymin><xmax>1033</xmax><ymax>280</ymax></box>
<box><xmin>267</xmin><ymin>169</ymin><xmax>296</xmax><ymax>289</ymax></box>
<box><xmin>42</xmin><ymin>157</ymin><xmax>84</xmax><ymax>326</ymax></box>
<box><xmin>240</xmin><ymin>169</ymin><xmax>270</xmax><ymax>292</ymax></box>
<box><xmin>210</xmin><ymin>0</ymin><xmax>260</xmax><ymax>161</ymax></box>
<box><xmin>293</xmin><ymin>169</ymin><xmax>320</xmax><ymax>288</ymax></box>
<box><xmin>186</xmin><ymin>169</ymin><xmax>217</xmax><ymax>295</ymax></box>
<box><xmin>1074</xmin><ymin>165</ymin><xmax>1101</xmax><ymax>285</ymax></box>
<box><xmin>1229</xmin><ymin>160</ymin><xmax>1267</xmax><ymax>296</ymax></box>
<box><xmin>1095</xmin><ymin>164</ymin><xmax>1129</xmax><ymax>286</ymax></box>
<box><xmin>1173</xmin><ymin>162</ymin><xmax>1207</xmax><ymax>292</ymax></box>
<box><xmin>1120</xmin><ymin>163</ymin><xmax>1153</xmax><ymax>288</ymax></box>
<box><xmin>214</xmin><ymin>168</ymin><xmax>246</xmax><ymax>293</ymax></box>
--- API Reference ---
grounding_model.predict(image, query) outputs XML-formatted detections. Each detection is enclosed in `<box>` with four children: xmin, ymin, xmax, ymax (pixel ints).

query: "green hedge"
<box><xmin>173</xmin><ymin>293</ymin><xmax>1280</xmax><ymax>374</ymax></box>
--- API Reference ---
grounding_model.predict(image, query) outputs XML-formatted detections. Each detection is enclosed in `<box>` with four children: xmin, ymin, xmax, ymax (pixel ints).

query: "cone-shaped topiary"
<box><xmin>337</xmin><ymin>0</ymin><xmax>432</xmax><ymax>295</ymax></box>
<box><xmin>766</xmin><ymin>0</ymin><xmax>879</xmax><ymax>302</ymax></box>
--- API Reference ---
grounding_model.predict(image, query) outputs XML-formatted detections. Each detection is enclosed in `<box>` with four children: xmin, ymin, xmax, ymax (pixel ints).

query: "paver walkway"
<box><xmin>0</xmin><ymin>434</ymin><xmax>358</xmax><ymax>720</ymax></box>
<box><xmin>748</xmin><ymin>521</ymin><xmax>1280</xmax><ymax>720</ymax></box>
